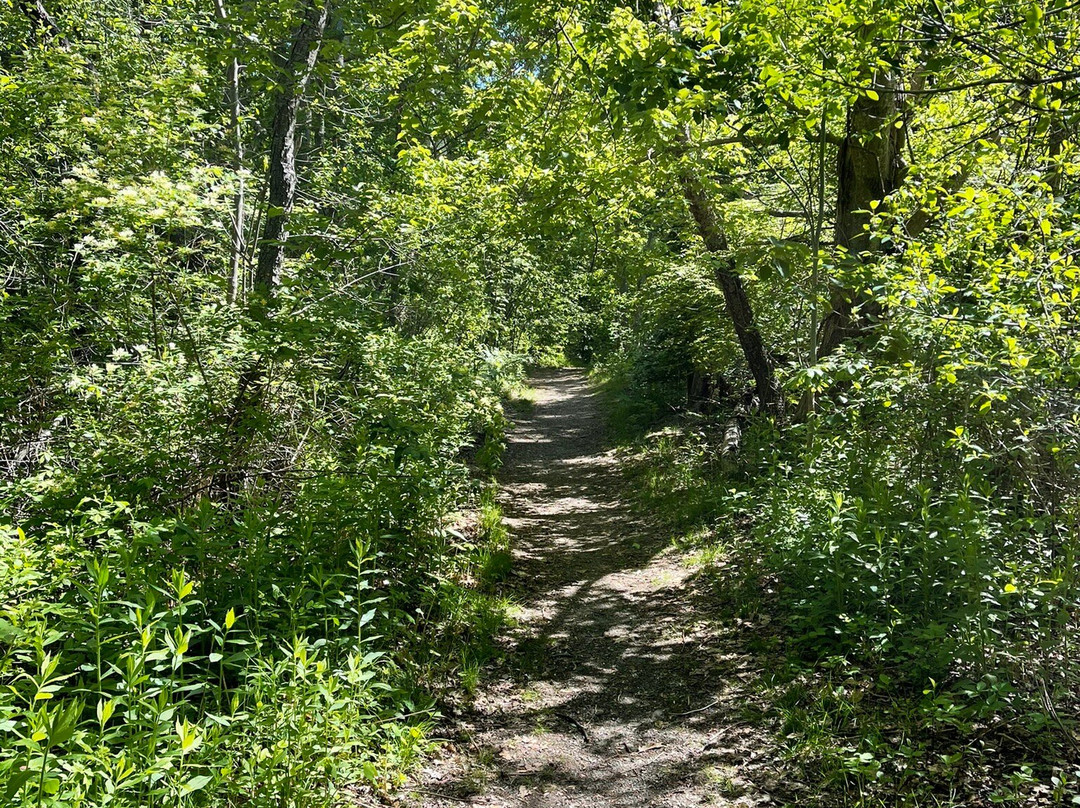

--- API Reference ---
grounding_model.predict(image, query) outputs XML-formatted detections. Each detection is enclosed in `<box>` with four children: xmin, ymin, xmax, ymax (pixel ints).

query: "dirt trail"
<box><xmin>408</xmin><ymin>369</ymin><xmax>780</xmax><ymax>807</ymax></box>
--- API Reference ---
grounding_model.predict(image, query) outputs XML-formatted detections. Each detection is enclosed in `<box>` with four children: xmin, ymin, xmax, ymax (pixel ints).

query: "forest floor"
<box><xmin>397</xmin><ymin>368</ymin><xmax>796</xmax><ymax>808</ymax></box>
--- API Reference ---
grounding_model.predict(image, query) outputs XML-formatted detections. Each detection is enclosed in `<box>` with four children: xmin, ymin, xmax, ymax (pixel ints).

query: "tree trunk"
<box><xmin>679</xmin><ymin>171</ymin><xmax>782</xmax><ymax>414</ymax></box>
<box><xmin>818</xmin><ymin>71</ymin><xmax>906</xmax><ymax>357</ymax></box>
<box><xmin>214</xmin><ymin>0</ymin><xmax>329</xmax><ymax>497</ymax></box>
<box><xmin>253</xmin><ymin>0</ymin><xmax>330</xmax><ymax>312</ymax></box>
<box><xmin>18</xmin><ymin>0</ymin><xmax>69</xmax><ymax>45</ymax></box>
<box><xmin>212</xmin><ymin>0</ymin><xmax>246</xmax><ymax>305</ymax></box>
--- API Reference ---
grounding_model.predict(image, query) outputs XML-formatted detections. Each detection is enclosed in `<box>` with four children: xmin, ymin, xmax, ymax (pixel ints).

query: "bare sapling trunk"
<box><xmin>212</xmin><ymin>0</ymin><xmax>246</xmax><ymax>304</ymax></box>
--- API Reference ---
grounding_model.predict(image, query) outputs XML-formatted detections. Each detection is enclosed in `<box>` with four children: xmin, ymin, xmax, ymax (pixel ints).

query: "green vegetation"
<box><xmin>620</xmin><ymin>410</ymin><xmax>1078</xmax><ymax>805</ymax></box>
<box><xmin>2</xmin><ymin>0</ymin><xmax>1078</xmax><ymax>805</ymax></box>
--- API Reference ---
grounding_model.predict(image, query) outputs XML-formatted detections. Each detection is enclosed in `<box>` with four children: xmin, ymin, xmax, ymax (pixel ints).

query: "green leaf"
<box><xmin>182</xmin><ymin>774</ymin><xmax>214</xmax><ymax>795</ymax></box>
<box><xmin>3</xmin><ymin>761</ymin><xmax>35</xmax><ymax>801</ymax></box>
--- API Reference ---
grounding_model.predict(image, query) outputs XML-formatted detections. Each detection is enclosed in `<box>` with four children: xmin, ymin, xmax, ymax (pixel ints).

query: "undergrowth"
<box><xmin>0</xmin><ymin>345</ymin><xmax>522</xmax><ymax>808</ymax></box>
<box><xmin>604</xmin><ymin>373</ymin><xmax>1080</xmax><ymax>808</ymax></box>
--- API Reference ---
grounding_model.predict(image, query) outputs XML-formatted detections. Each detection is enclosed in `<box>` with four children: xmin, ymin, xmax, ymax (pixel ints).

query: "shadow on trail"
<box><xmin>409</xmin><ymin>368</ymin><xmax>778</xmax><ymax>808</ymax></box>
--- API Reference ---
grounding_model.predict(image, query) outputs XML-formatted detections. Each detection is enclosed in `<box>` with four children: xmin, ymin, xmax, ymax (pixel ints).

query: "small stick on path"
<box><xmin>671</xmin><ymin>698</ymin><xmax>719</xmax><ymax>718</ymax></box>
<box><xmin>410</xmin><ymin>788</ymin><xmax>469</xmax><ymax>803</ymax></box>
<box><xmin>554</xmin><ymin>711</ymin><xmax>590</xmax><ymax>743</ymax></box>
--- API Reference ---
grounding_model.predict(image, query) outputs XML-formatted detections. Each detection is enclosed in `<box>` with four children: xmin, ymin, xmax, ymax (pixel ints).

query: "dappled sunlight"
<box><xmin>410</xmin><ymin>369</ymin><xmax>780</xmax><ymax>807</ymax></box>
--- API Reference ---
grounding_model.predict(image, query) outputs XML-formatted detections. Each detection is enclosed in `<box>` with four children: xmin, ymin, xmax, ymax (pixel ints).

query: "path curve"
<box><xmin>408</xmin><ymin>369</ymin><xmax>779</xmax><ymax>808</ymax></box>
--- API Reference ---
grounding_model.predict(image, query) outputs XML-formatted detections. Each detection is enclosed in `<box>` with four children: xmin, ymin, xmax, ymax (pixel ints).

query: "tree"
<box><xmin>253</xmin><ymin>0</ymin><xmax>330</xmax><ymax>312</ymax></box>
<box><xmin>679</xmin><ymin>168</ymin><xmax>782</xmax><ymax>411</ymax></box>
<box><xmin>818</xmin><ymin>71</ymin><xmax>905</xmax><ymax>357</ymax></box>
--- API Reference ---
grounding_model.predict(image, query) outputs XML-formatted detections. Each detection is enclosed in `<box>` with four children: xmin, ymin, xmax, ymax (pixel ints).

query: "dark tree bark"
<box><xmin>253</xmin><ymin>0</ymin><xmax>330</xmax><ymax>312</ymax></box>
<box><xmin>680</xmin><ymin>172</ymin><xmax>782</xmax><ymax>414</ymax></box>
<box><xmin>18</xmin><ymin>0</ymin><xmax>69</xmax><ymax>45</ymax></box>
<box><xmin>214</xmin><ymin>0</ymin><xmax>329</xmax><ymax>496</ymax></box>
<box><xmin>818</xmin><ymin>71</ymin><xmax>906</xmax><ymax>357</ymax></box>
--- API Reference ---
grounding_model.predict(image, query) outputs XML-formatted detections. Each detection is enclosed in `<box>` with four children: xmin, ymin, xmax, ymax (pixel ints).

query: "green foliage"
<box><xmin>622</xmin><ymin>404</ymin><xmax>1079</xmax><ymax>804</ymax></box>
<box><xmin>0</xmin><ymin>519</ymin><xmax>399</xmax><ymax>807</ymax></box>
<box><xmin>0</xmin><ymin>329</ymin><xmax>521</xmax><ymax>805</ymax></box>
<box><xmin>604</xmin><ymin>144</ymin><xmax>1080</xmax><ymax>805</ymax></box>
<box><xmin>1</xmin><ymin>0</ymin><xmax>536</xmax><ymax>802</ymax></box>
<box><xmin>3</xmin><ymin>0</ymin><xmax>1080</xmax><ymax>803</ymax></box>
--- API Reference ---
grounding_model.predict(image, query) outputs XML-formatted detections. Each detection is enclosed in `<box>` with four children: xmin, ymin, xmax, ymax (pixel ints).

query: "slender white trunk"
<box><xmin>212</xmin><ymin>0</ymin><xmax>245</xmax><ymax>304</ymax></box>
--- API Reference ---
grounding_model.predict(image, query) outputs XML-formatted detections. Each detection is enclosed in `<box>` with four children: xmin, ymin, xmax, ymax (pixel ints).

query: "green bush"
<box><xmin>0</xmin><ymin>326</ymin><xmax>522</xmax><ymax>807</ymax></box>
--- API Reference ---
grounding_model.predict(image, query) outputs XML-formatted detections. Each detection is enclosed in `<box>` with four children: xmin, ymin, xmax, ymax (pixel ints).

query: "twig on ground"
<box><xmin>672</xmin><ymin>699</ymin><xmax>719</xmax><ymax>717</ymax></box>
<box><xmin>554</xmin><ymin>711</ymin><xmax>590</xmax><ymax>743</ymax></box>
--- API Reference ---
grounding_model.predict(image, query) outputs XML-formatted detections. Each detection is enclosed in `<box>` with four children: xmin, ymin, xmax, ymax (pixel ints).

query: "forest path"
<box><xmin>404</xmin><ymin>369</ymin><xmax>780</xmax><ymax>808</ymax></box>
